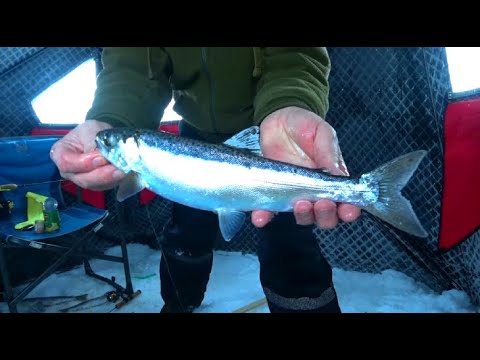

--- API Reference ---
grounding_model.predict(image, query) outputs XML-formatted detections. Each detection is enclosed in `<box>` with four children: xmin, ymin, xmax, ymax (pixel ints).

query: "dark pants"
<box><xmin>159</xmin><ymin>122</ymin><xmax>341</xmax><ymax>313</ymax></box>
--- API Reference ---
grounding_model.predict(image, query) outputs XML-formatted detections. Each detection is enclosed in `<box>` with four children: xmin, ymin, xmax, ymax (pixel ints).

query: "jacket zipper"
<box><xmin>201</xmin><ymin>47</ymin><xmax>218</xmax><ymax>133</ymax></box>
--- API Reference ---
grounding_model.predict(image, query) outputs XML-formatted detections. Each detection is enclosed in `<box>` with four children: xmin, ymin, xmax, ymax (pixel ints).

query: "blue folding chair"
<box><xmin>0</xmin><ymin>136</ymin><xmax>134</xmax><ymax>313</ymax></box>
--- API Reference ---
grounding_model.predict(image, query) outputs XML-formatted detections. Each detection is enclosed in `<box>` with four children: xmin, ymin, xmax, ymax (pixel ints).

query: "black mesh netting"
<box><xmin>309</xmin><ymin>47</ymin><xmax>480</xmax><ymax>302</ymax></box>
<box><xmin>309</xmin><ymin>47</ymin><xmax>450</xmax><ymax>291</ymax></box>
<box><xmin>0</xmin><ymin>47</ymin><xmax>44</xmax><ymax>75</ymax></box>
<box><xmin>2</xmin><ymin>47</ymin><xmax>479</xmax><ymax>305</ymax></box>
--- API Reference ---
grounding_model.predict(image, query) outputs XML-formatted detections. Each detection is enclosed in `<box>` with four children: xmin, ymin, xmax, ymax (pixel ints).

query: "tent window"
<box><xmin>445</xmin><ymin>47</ymin><xmax>480</xmax><ymax>97</ymax></box>
<box><xmin>32</xmin><ymin>57</ymin><xmax>182</xmax><ymax>126</ymax></box>
<box><xmin>162</xmin><ymin>98</ymin><xmax>182</xmax><ymax>122</ymax></box>
<box><xmin>32</xmin><ymin>59</ymin><xmax>98</xmax><ymax>125</ymax></box>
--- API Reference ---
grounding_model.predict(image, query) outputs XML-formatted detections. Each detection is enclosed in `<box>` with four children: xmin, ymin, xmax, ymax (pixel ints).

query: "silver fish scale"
<box><xmin>97</xmin><ymin>128</ymin><xmax>378</xmax><ymax>211</ymax></box>
<box><xmin>132</xmin><ymin>129</ymin><xmax>377</xmax><ymax>210</ymax></box>
<box><xmin>138</xmin><ymin>129</ymin><xmax>353</xmax><ymax>182</ymax></box>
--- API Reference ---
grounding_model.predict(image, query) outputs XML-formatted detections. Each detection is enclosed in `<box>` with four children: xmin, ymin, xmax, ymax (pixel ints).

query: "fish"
<box><xmin>95</xmin><ymin>126</ymin><xmax>429</xmax><ymax>242</ymax></box>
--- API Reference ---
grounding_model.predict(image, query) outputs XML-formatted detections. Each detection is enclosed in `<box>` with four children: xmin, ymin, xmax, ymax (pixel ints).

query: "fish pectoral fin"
<box><xmin>223</xmin><ymin>126</ymin><xmax>263</xmax><ymax>156</ymax></box>
<box><xmin>217</xmin><ymin>209</ymin><xmax>247</xmax><ymax>242</ymax></box>
<box><xmin>116</xmin><ymin>171</ymin><xmax>145</xmax><ymax>202</ymax></box>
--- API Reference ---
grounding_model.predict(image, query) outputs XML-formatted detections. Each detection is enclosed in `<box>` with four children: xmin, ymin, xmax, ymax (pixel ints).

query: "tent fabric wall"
<box><xmin>309</xmin><ymin>47</ymin><xmax>451</xmax><ymax>291</ymax></box>
<box><xmin>0</xmin><ymin>47</ymin><xmax>44</xmax><ymax>75</ymax></box>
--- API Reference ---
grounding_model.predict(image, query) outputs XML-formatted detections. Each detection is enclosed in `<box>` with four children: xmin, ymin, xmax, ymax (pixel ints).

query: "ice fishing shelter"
<box><xmin>0</xmin><ymin>47</ymin><xmax>479</xmax><ymax>308</ymax></box>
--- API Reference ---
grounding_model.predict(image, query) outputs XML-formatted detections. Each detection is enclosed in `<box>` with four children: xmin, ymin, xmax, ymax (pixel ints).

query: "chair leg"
<box><xmin>0</xmin><ymin>241</ymin><xmax>17</xmax><ymax>313</ymax></box>
<box><xmin>115</xmin><ymin>199</ymin><xmax>134</xmax><ymax>295</ymax></box>
<box><xmin>81</xmin><ymin>205</ymin><xmax>135</xmax><ymax>299</ymax></box>
<box><xmin>83</xmin><ymin>233</ymin><xmax>134</xmax><ymax>296</ymax></box>
<box><xmin>83</xmin><ymin>259</ymin><xmax>124</xmax><ymax>292</ymax></box>
<box><xmin>119</xmin><ymin>233</ymin><xmax>134</xmax><ymax>295</ymax></box>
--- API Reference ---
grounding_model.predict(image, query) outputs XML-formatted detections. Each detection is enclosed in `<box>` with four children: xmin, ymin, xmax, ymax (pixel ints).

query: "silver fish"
<box><xmin>95</xmin><ymin>126</ymin><xmax>428</xmax><ymax>241</ymax></box>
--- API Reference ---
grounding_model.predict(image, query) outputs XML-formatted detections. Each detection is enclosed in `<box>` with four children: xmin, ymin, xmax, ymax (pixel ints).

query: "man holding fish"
<box><xmin>50</xmin><ymin>47</ymin><xmax>365</xmax><ymax>313</ymax></box>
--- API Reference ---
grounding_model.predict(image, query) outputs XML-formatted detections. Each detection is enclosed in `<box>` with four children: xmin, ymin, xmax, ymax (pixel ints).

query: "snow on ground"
<box><xmin>1</xmin><ymin>243</ymin><xmax>478</xmax><ymax>313</ymax></box>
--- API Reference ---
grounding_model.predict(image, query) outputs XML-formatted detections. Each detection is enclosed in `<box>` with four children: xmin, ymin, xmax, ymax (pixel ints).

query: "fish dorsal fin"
<box><xmin>223</xmin><ymin>126</ymin><xmax>263</xmax><ymax>156</ymax></box>
<box><xmin>116</xmin><ymin>171</ymin><xmax>145</xmax><ymax>202</ymax></box>
<box><xmin>217</xmin><ymin>209</ymin><xmax>247</xmax><ymax>242</ymax></box>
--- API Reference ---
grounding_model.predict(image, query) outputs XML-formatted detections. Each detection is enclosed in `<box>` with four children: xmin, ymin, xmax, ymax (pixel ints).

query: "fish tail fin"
<box><xmin>362</xmin><ymin>150</ymin><xmax>428</xmax><ymax>238</ymax></box>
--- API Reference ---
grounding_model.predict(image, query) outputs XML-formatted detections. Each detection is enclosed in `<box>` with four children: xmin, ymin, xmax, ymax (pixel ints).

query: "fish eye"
<box><xmin>103</xmin><ymin>133</ymin><xmax>118</xmax><ymax>148</ymax></box>
<box><xmin>102</xmin><ymin>133</ymin><xmax>111</xmax><ymax>147</ymax></box>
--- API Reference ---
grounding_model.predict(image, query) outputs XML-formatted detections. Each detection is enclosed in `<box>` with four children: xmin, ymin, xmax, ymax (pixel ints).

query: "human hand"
<box><xmin>50</xmin><ymin>120</ymin><xmax>127</xmax><ymax>191</ymax></box>
<box><xmin>251</xmin><ymin>106</ymin><xmax>361</xmax><ymax>229</ymax></box>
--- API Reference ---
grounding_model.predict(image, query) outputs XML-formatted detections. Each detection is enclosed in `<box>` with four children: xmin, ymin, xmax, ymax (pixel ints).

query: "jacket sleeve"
<box><xmin>253</xmin><ymin>47</ymin><xmax>331</xmax><ymax>123</ymax></box>
<box><xmin>86</xmin><ymin>47</ymin><xmax>172</xmax><ymax>130</ymax></box>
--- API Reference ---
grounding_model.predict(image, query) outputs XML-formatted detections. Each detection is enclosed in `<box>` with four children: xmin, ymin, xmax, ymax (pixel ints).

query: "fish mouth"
<box><xmin>94</xmin><ymin>128</ymin><xmax>143</xmax><ymax>169</ymax></box>
<box><xmin>96</xmin><ymin>128</ymin><xmax>142</xmax><ymax>147</ymax></box>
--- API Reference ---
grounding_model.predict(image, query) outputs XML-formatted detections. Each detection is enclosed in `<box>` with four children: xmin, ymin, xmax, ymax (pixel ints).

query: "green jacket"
<box><xmin>86</xmin><ymin>47</ymin><xmax>331</xmax><ymax>135</ymax></box>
